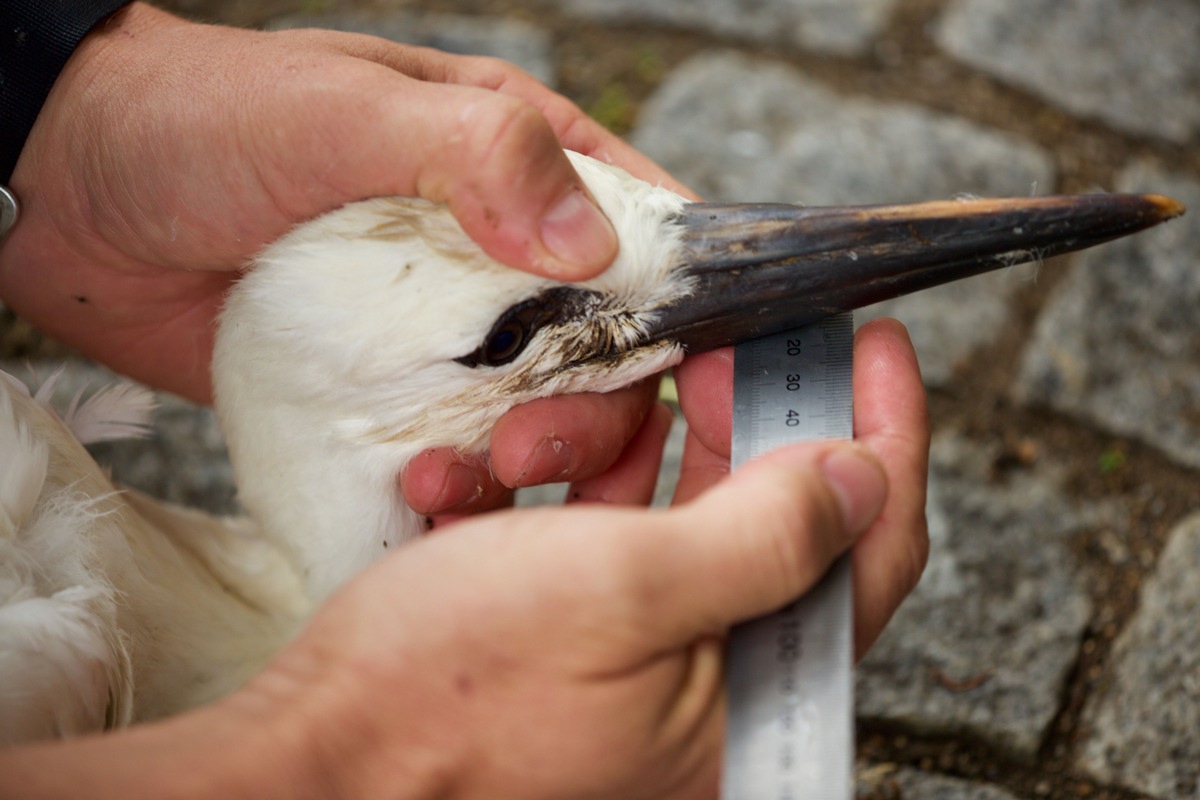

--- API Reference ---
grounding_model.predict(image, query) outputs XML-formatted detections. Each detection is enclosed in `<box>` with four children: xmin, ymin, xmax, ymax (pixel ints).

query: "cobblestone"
<box><xmin>1016</xmin><ymin>162</ymin><xmax>1200</xmax><ymax>470</ymax></box>
<box><xmin>936</xmin><ymin>0</ymin><xmax>1200</xmax><ymax>144</ymax></box>
<box><xmin>856</xmin><ymin>432</ymin><xmax>1095</xmax><ymax>760</ymax></box>
<box><xmin>1076</xmin><ymin>513</ymin><xmax>1200</xmax><ymax>798</ymax></box>
<box><xmin>552</xmin><ymin>0</ymin><xmax>900</xmax><ymax>56</ymax></box>
<box><xmin>858</xmin><ymin>764</ymin><xmax>1024</xmax><ymax>800</ymax></box>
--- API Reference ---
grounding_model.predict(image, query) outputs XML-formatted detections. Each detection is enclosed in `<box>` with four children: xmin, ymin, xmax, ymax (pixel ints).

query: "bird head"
<box><xmin>218</xmin><ymin>151</ymin><xmax>1182</xmax><ymax>460</ymax></box>
<box><xmin>216</xmin><ymin>155</ymin><xmax>697</xmax><ymax>461</ymax></box>
<box><xmin>212</xmin><ymin>151</ymin><xmax>1182</xmax><ymax>600</ymax></box>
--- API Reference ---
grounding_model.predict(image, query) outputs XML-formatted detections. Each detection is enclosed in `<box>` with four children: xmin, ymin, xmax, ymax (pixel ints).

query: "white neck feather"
<box><xmin>215</xmin><ymin>371</ymin><xmax>425</xmax><ymax>605</ymax></box>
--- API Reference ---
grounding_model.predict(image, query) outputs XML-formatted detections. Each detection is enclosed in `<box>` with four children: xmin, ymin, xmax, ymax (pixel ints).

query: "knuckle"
<box><xmin>459</xmin><ymin>53</ymin><xmax>536</xmax><ymax>87</ymax></box>
<box><xmin>466</xmin><ymin>95</ymin><xmax>554</xmax><ymax>164</ymax></box>
<box><xmin>744</xmin><ymin>470</ymin><xmax>845</xmax><ymax>595</ymax></box>
<box><xmin>412</xmin><ymin>95</ymin><xmax>553</xmax><ymax>209</ymax></box>
<box><xmin>897</xmin><ymin>512</ymin><xmax>931</xmax><ymax>595</ymax></box>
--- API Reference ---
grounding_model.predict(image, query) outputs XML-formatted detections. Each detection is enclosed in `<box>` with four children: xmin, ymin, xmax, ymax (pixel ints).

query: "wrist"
<box><xmin>227</xmin><ymin>643</ymin><xmax>464</xmax><ymax>800</ymax></box>
<box><xmin>8</xmin><ymin>2</ymin><xmax>173</xmax><ymax>192</ymax></box>
<box><xmin>0</xmin><ymin>701</ymin><xmax>333</xmax><ymax>799</ymax></box>
<box><xmin>0</xmin><ymin>0</ymin><xmax>136</xmax><ymax>242</ymax></box>
<box><xmin>0</xmin><ymin>0</ymin><xmax>135</xmax><ymax>185</ymax></box>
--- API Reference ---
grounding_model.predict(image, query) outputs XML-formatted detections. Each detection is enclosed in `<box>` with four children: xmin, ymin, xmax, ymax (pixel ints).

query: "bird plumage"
<box><xmin>1</xmin><ymin>373</ymin><xmax>139</xmax><ymax>741</ymax></box>
<box><xmin>0</xmin><ymin>371</ymin><xmax>303</xmax><ymax>743</ymax></box>
<box><xmin>0</xmin><ymin>151</ymin><xmax>1182</xmax><ymax>742</ymax></box>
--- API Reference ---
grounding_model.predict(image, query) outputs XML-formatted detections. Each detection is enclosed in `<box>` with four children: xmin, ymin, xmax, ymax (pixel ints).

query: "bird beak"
<box><xmin>650</xmin><ymin>193</ymin><xmax>1185</xmax><ymax>352</ymax></box>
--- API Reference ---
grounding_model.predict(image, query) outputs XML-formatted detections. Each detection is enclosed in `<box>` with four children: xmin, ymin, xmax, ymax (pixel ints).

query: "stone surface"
<box><xmin>5</xmin><ymin>361</ymin><xmax>239</xmax><ymax>515</ymax></box>
<box><xmin>269</xmin><ymin>10</ymin><xmax>556</xmax><ymax>86</ymax></box>
<box><xmin>631</xmin><ymin>52</ymin><xmax>1055</xmax><ymax>385</ymax></box>
<box><xmin>1076</xmin><ymin>513</ymin><xmax>1200</xmax><ymax>799</ymax></box>
<box><xmin>552</xmin><ymin>0</ymin><xmax>900</xmax><ymax>56</ymax></box>
<box><xmin>857</xmin><ymin>764</ymin><xmax>1023</xmax><ymax>800</ymax></box>
<box><xmin>936</xmin><ymin>0</ymin><xmax>1200</xmax><ymax>144</ymax></box>
<box><xmin>631</xmin><ymin>53</ymin><xmax>1055</xmax><ymax>206</ymax></box>
<box><xmin>856</xmin><ymin>432</ymin><xmax>1095</xmax><ymax>759</ymax></box>
<box><xmin>1015</xmin><ymin>163</ymin><xmax>1200</xmax><ymax>470</ymax></box>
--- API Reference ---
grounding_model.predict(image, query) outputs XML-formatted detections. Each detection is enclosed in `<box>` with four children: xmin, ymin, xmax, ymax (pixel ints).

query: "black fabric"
<box><xmin>0</xmin><ymin>0</ymin><xmax>134</xmax><ymax>183</ymax></box>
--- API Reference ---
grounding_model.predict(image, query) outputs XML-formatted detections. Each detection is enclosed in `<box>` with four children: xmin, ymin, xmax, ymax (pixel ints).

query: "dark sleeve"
<box><xmin>0</xmin><ymin>0</ymin><xmax>134</xmax><ymax>184</ymax></box>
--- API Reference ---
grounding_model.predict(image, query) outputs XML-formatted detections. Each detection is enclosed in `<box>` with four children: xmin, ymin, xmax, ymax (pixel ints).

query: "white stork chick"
<box><xmin>0</xmin><ymin>152</ymin><xmax>1183</xmax><ymax>742</ymax></box>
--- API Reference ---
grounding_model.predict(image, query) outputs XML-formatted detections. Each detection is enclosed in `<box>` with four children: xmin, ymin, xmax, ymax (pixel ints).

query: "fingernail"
<box><xmin>540</xmin><ymin>190</ymin><xmax>617</xmax><ymax>274</ymax></box>
<box><xmin>516</xmin><ymin>436</ymin><xmax>573</xmax><ymax>486</ymax></box>
<box><xmin>820</xmin><ymin>446</ymin><xmax>887</xmax><ymax>536</ymax></box>
<box><xmin>433</xmin><ymin>463</ymin><xmax>484</xmax><ymax>512</ymax></box>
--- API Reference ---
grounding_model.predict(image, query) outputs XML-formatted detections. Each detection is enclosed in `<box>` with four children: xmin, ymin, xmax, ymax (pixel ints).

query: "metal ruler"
<box><xmin>722</xmin><ymin>312</ymin><xmax>855</xmax><ymax>800</ymax></box>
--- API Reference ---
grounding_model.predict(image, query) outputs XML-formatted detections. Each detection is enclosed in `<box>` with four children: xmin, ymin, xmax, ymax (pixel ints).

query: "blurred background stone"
<box><xmin>552</xmin><ymin>0</ymin><xmax>901</xmax><ymax>56</ymax></box>
<box><xmin>936</xmin><ymin>0</ymin><xmax>1200</xmax><ymax>144</ymax></box>
<box><xmin>1017</xmin><ymin>163</ymin><xmax>1200</xmax><ymax>471</ymax></box>
<box><xmin>1076</xmin><ymin>513</ymin><xmax>1200</xmax><ymax>797</ymax></box>
<box><xmin>857</xmin><ymin>432</ymin><xmax>1096</xmax><ymax>760</ymax></box>
<box><xmin>268</xmin><ymin>9</ymin><xmax>556</xmax><ymax>85</ymax></box>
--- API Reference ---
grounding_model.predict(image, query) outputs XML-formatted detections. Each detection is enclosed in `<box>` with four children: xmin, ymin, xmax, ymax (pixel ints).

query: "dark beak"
<box><xmin>650</xmin><ymin>193</ymin><xmax>1185</xmax><ymax>351</ymax></box>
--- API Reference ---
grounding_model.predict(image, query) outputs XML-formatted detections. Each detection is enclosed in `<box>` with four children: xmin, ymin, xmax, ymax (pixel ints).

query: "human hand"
<box><xmin>223</xmin><ymin>321</ymin><xmax>925</xmax><ymax>799</ymax></box>
<box><xmin>672</xmin><ymin>317</ymin><xmax>930</xmax><ymax>657</ymax></box>
<box><xmin>0</xmin><ymin>2</ymin><xmax>688</xmax><ymax>516</ymax></box>
<box><xmin>0</xmin><ymin>318</ymin><xmax>926</xmax><ymax>798</ymax></box>
<box><xmin>414</xmin><ymin>318</ymin><xmax>930</xmax><ymax>655</ymax></box>
<box><xmin>233</xmin><ymin>319</ymin><xmax>925</xmax><ymax>799</ymax></box>
<box><xmin>232</xmin><ymin>434</ymin><xmax>893</xmax><ymax>799</ymax></box>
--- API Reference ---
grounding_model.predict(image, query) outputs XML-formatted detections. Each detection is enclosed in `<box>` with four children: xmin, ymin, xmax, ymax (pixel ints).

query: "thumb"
<box><xmin>643</xmin><ymin>442</ymin><xmax>887</xmax><ymax>643</ymax></box>
<box><xmin>399</xmin><ymin>81</ymin><xmax>618</xmax><ymax>280</ymax></box>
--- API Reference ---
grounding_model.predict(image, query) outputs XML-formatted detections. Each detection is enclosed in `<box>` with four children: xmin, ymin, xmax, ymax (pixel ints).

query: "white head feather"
<box><xmin>215</xmin><ymin>152</ymin><xmax>695</xmax><ymax>602</ymax></box>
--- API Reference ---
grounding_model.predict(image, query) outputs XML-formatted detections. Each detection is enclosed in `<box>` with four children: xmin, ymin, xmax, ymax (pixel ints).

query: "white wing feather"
<box><xmin>0</xmin><ymin>382</ymin><xmax>49</xmax><ymax>535</ymax></box>
<box><xmin>60</xmin><ymin>382</ymin><xmax>156</xmax><ymax>445</ymax></box>
<box><xmin>20</xmin><ymin>366</ymin><xmax>155</xmax><ymax>445</ymax></box>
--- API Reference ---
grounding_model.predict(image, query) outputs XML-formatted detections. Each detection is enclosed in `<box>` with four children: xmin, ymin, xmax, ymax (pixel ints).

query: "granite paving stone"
<box><xmin>1076</xmin><ymin>513</ymin><xmax>1200</xmax><ymax>799</ymax></box>
<box><xmin>855</xmin><ymin>432</ymin><xmax>1097</xmax><ymax>759</ymax></box>
<box><xmin>551</xmin><ymin>0</ymin><xmax>900</xmax><ymax>56</ymax></box>
<box><xmin>935</xmin><ymin>0</ymin><xmax>1200</xmax><ymax>144</ymax></box>
<box><xmin>631</xmin><ymin>52</ymin><xmax>1055</xmax><ymax>385</ymax></box>
<box><xmin>857</xmin><ymin>764</ymin><xmax>1023</xmax><ymax>800</ymax></box>
<box><xmin>268</xmin><ymin>10</ymin><xmax>556</xmax><ymax>86</ymax></box>
<box><xmin>1015</xmin><ymin>162</ymin><xmax>1200</xmax><ymax>470</ymax></box>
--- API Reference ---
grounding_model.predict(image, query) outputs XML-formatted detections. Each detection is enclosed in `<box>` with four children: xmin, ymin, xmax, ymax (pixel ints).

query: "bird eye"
<box><xmin>455</xmin><ymin>297</ymin><xmax>545</xmax><ymax>368</ymax></box>
<box><xmin>484</xmin><ymin>320</ymin><xmax>527</xmax><ymax>365</ymax></box>
<box><xmin>454</xmin><ymin>288</ymin><xmax>600</xmax><ymax>369</ymax></box>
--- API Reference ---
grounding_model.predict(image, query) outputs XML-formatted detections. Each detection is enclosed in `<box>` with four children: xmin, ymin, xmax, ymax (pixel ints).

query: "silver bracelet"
<box><xmin>0</xmin><ymin>186</ymin><xmax>17</xmax><ymax>239</ymax></box>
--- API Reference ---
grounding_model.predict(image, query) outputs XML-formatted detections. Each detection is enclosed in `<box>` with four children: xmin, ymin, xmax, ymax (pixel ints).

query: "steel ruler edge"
<box><xmin>722</xmin><ymin>312</ymin><xmax>855</xmax><ymax>800</ymax></box>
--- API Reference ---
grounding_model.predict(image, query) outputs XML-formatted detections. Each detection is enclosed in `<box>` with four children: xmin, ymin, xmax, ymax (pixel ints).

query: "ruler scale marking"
<box><xmin>723</xmin><ymin>313</ymin><xmax>855</xmax><ymax>800</ymax></box>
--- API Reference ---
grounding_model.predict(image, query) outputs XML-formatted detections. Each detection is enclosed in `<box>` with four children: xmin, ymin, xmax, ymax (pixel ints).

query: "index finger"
<box><xmin>845</xmin><ymin>318</ymin><xmax>931</xmax><ymax>657</ymax></box>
